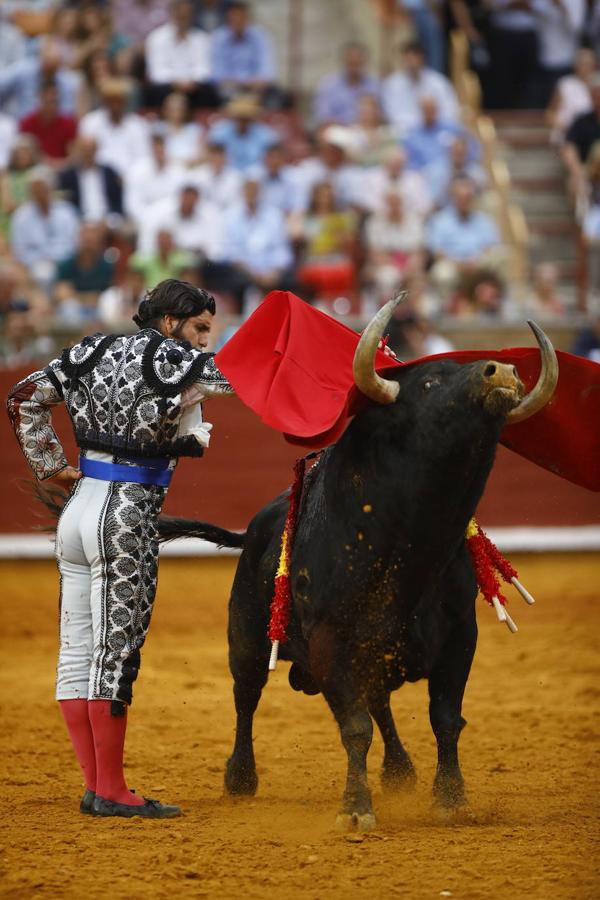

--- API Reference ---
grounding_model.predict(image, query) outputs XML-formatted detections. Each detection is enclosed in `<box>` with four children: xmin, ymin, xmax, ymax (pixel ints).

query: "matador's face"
<box><xmin>162</xmin><ymin>311</ymin><xmax>213</xmax><ymax>350</ymax></box>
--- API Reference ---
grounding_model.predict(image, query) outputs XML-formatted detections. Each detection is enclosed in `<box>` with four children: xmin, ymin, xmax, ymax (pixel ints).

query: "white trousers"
<box><xmin>55</xmin><ymin>452</ymin><xmax>165</xmax><ymax>704</ymax></box>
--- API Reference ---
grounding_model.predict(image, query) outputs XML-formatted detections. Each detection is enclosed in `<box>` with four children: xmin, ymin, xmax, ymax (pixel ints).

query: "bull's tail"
<box><xmin>33</xmin><ymin>481</ymin><xmax>246</xmax><ymax>549</ymax></box>
<box><xmin>157</xmin><ymin>516</ymin><xmax>246</xmax><ymax>549</ymax></box>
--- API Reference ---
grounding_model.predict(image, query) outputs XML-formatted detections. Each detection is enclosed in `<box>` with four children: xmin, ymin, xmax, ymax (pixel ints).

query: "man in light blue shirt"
<box><xmin>0</xmin><ymin>37</ymin><xmax>79</xmax><ymax>118</ymax></box>
<box><xmin>404</xmin><ymin>97</ymin><xmax>478</xmax><ymax>171</ymax></box>
<box><xmin>313</xmin><ymin>42</ymin><xmax>380</xmax><ymax>126</ymax></box>
<box><xmin>211</xmin><ymin>1</ymin><xmax>276</xmax><ymax>97</ymax></box>
<box><xmin>427</xmin><ymin>177</ymin><xmax>503</xmax><ymax>306</ymax></box>
<box><xmin>208</xmin><ymin>95</ymin><xmax>278</xmax><ymax>170</ymax></box>
<box><xmin>10</xmin><ymin>166</ymin><xmax>80</xmax><ymax>282</ymax></box>
<box><xmin>201</xmin><ymin>175</ymin><xmax>296</xmax><ymax>311</ymax></box>
<box><xmin>248</xmin><ymin>145</ymin><xmax>304</xmax><ymax>214</ymax></box>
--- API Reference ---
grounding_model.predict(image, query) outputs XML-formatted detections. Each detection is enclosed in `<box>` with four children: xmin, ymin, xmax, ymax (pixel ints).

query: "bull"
<box><xmin>159</xmin><ymin>296</ymin><xmax>558</xmax><ymax>830</ymax></box>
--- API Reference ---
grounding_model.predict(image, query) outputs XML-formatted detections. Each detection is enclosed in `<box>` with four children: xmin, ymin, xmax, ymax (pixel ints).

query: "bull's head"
<box><xmin>353</xmin><ymin>294</ymin><xmax>558</xmax><ymax>423</ymax></box>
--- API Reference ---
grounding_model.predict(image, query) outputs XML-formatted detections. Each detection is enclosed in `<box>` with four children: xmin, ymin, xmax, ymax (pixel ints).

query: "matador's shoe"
<box><xmin>80</xmin><ymin>789</ymin><xmax>96</xmax><ymax>814</ymax></box>
<box><xmin>92</xmin><ymin>795</ymin><xmax>182</xmax><ymax>819</ymax></box>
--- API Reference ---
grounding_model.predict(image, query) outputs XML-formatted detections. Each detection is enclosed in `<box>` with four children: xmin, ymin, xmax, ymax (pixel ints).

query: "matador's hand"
<box><xmin>46</xmin><ymin>466</ymin><xmax>82</xmax><ymax>488</ymax></box>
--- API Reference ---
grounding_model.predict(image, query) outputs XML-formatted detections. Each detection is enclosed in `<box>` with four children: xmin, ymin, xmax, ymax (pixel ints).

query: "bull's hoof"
<box><xmin>335</xmin><ymin>812</ymin><xmax>377</xmax><ymax>833</ymax></box>
<box><xmin>432</xmin><ymin>801</ymin><xmax>473</xmax><ymax>825</ymax></box>
<box><xmin>224</xmin><ymin>757</ymin><xmax>258</xmax><ymax>796</ymax></box>
<box><xmin>432</xmin><ymin>775</ymin><xmax>467</xmax><ymax>811</ymax></box>
<box><xmin>381</xmin><ymin>761</ymin><xmax>417</xmax><ymax>793</ymax></box>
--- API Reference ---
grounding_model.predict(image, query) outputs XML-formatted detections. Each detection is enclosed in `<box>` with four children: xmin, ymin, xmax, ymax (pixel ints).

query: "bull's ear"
<box><xmin>353</xmin><ymin>293</ymin><xmax>406</xmax><ymax>404</ymax></box>
<box><xmin>505</xmin><ymin>322</ymin><xmax>558</xmax><ymax>424</ymax></box>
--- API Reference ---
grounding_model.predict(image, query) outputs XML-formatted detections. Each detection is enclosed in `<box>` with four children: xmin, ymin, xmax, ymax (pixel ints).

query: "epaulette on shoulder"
<box><xmin>60</xmin><ymin>333</ymin><xmax>119</xmax><ymax>378</ymax></box>
<box><xmin>141</xmin><ymin>334</ymin><xmax>213</xmax><ymax>397</ymax></box>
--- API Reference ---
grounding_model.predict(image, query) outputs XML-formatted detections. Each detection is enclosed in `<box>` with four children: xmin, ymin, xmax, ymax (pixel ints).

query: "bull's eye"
<box><xmin>424</xmin><ymin>380</ymin><xmax>433</xmax><ymax>391</ymax></box>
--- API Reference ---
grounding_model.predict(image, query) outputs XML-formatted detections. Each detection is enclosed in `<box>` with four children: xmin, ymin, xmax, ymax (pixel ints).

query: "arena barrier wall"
<box><xmin>1</xmin><ymin>365</ymin><xmax>598</xmax><ymax>555</ymax></box>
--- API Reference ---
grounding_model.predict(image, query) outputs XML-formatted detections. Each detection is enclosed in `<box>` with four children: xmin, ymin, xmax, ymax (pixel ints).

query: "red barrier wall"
<box><xmin>1</xmin><ymin>366</ymin><xmax>598</xmax><ymax>532</ymax></box>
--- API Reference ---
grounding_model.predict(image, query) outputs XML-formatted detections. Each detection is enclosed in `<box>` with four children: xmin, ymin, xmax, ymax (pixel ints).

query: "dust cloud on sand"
<box><xmin>1</xmin><ymin>554</ymin><xmax>598</xmax><ymax>899</ymax></box>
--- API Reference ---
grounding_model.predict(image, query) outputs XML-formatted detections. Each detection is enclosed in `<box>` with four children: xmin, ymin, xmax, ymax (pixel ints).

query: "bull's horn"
<box><xmin>353</xmin><ymin>293</ymin><xmax>406</xmax><ymax>404</ymax></box>
<box><xmin>505</xmin><ymin>321</ymin><xmax>558</xmax><ymax>424</ymax></box>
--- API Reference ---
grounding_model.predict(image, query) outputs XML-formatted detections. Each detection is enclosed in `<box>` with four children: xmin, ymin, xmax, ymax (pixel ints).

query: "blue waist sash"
<box><xmin>79</xmin><ymin>456</ymin><xmax>173</xmax><ymax>487</ymax></box>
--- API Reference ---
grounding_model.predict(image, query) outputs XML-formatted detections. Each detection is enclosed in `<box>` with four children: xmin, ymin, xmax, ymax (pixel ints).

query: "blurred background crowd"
<box><xmin>1</xmin><ymin>0</ymin><xmax>599</xmax><ymax>367</ymax></box>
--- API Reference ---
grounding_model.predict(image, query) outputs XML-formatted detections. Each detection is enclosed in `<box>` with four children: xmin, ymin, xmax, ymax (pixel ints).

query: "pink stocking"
<box><xmin>88</xmin><ymin>700</ymin><xmax>144</xmax><ymax>805</ymax></box>
<box><xmin>59</xmin><ymin>699</ymin><xmax>96</xmax><ymax>792</ymax></box>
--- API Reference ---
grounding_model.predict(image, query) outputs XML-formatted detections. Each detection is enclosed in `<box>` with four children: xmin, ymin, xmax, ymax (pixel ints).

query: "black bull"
<box><xmin>160</xmin><ymin>302</ymin><xmax>558</xmax><ymax>831</ymax></box>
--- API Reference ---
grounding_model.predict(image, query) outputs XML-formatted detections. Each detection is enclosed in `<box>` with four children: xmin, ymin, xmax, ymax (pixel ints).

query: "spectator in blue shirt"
<box><xmin>404</xmin><ymin>97</ymin><xmax>478</xmax><ymax>171</ymax></box>
<box><xmin>201</xmin><ymin>175</ymin><xmax>297</xmax><ymax>311</ymax></box>
<box><xmin>0</xmin><ymin>37</ymin><xmax>80</xmax><ymax>119</ymax></box>
<box><xmin>210</xmin><ymin>1</ymin><xmax>282</xmax><ymax>107</ymax></box>
<box><xmin>249</xmin><ymin>144</ymin><xmax>304</xmax><ymax>215</ymax></box>
<box><xmin>208</xmin><ymin>94</ymin><xmax>278</xmax><ymax>170</ymax></box>
<box><xmin>427</xmin><ymin>177</ymin><xmax>505</xmax><ymax>311</ymax></box>
<box><xmin>313</xmin><ymin>42</ymin><xmax>381</xmax><ymax>126</ymax></box>
<box><xmin>10</xmin><ymin>165</ymin><xmax>80</xmax><ymax>285</ymax></box>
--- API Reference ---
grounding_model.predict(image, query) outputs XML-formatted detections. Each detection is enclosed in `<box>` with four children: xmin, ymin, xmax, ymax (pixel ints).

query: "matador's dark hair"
<box><xmin>133</xmin><ymin>279</ymin><xmax>216</xmax><ymax>330</ymax></box>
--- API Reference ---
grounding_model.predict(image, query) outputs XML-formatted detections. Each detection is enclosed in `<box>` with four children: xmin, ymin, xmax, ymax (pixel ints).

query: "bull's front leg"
<box><xmin>428</xmin><ymin>617</ymin><xmax>477</xmax><ymax>809</ymax></box>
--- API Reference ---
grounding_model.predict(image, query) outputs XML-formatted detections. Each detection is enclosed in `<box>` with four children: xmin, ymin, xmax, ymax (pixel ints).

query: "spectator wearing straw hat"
<box><xmin>208</xmin><ymin>95</ymin><xmax>278</xmax><ymax>170</ymax></box>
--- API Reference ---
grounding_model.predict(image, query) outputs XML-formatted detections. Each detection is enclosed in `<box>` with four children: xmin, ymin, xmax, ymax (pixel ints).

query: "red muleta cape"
<box><xmin>215</xmin><ymin>291</ymin><xmax>600</xmax><ymax>492</ymax></box>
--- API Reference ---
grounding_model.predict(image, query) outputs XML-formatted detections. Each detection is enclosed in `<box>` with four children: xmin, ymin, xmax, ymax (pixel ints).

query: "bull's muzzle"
<box><xmin>479</xmin><ymin>361</ymin><xmax>524</xmax><ymax>415</ymax></box>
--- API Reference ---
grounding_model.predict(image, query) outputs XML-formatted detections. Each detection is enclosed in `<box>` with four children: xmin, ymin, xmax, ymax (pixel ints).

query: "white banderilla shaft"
<box><xmin>491</xmin><ymin>595</ymin><xmax>507</xmax><ymax>622</ymax></box>
<box><xmin>269</xmin><ymin>640</ymin><xmax>279</xmax><ymax>671</ymax></box>
<box><xmin>511</xmin><ymin>576</ymin><xmax>535</xmax><ymax>605</ymax></box>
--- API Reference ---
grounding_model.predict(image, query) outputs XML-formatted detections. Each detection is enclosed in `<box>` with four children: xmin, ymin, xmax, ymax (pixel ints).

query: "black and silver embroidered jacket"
<box><xmin>7</xmin><ymin>329</ymin><xmax>234</xmax><ymax>480</ymax></box>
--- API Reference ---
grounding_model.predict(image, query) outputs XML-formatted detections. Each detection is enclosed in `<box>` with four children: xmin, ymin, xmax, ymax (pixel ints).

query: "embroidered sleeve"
<box><xmin>6</xmin><ymin>360</ymin><xmax>68</xmax><ymax>481</ymax></box>
<box><xmin>190</xmin><ymin>354</ymin><xmax>235</xmax><ymax>400</ymax></box>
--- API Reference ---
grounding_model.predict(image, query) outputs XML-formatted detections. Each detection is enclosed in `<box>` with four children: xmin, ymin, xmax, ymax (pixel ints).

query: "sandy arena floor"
<box><xmin>1</xmin><ymin>553</ymin><xmax>599</xmax><ymax>900</ymax></box>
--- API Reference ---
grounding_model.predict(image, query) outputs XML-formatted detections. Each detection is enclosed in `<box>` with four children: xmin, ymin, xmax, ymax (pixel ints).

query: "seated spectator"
<box><xmin>54</xmin><ymin>222</ymin><xmax>115</xmax><ymax>321</ymax></box>
<box><xmin>345</xmin><ymin>95</ymin><xmax>398</xmax><ymax>167</ymax></box>
<box><xmin>111</xmin><ymin>0</ymin><xmax>170</xmax><ymax>51</ymax></box>
<box><xmin>58</xmin><ymin>135</ymin><xmax>124</xmax><ymax>224</ymax></box>
<box><xmin>50</xmin><ymin>5</ymin><xmax>79</xmax><ymax>67</ymax></box>
<box><xmin>0</xmin><ymin>261</ymin><xmax>51</xmax><ymax>329</ymax></box>
<box><xmin>210</xmin><ymin>1</ymin><xmax>278</xmax><ymax>106</ymax></box>
<box><xmin>187</xmin><ymin>142</ymin><xmax>242</xmax><ymax>207</ymax></box>
<box><xmin>77</xmin><ymin>48</ymin><xmax>115</xmax><ymax>117</ymax></box>
<box><xmin>208</xmin><ymin>95</ymin><xmax>278</xmax><ymax>170</ymax></box>
<box><xmin>313</xmin><ymin>42</ymin><xmax>380</xmax><ymax>127</ymax></box>
<box><xmin>203</xmin><ymin>175</ymin><xmax>296</xmax><ymax>311</ymax></box>
<box><xmin>144</xmin><ymin>0</ymin><xmax>218</xmax><ymax>109</ymax></box>
<box><xmin>525</xmin><ymin>262</ymin><xmax>568</xmax><ymax>319</ymax></box>
<box><xmin>0</xmin><ymin>36</ymin><xmax>80</xmax><ymax>119</ymax></box>
<box><xmin>386</xmin><ymin>309</ymin><xmax>454</xmax><ymax>360</ymax></box>
<box><xmin>404</xmin><ymin>97</ymin><xmax>477</xmax><ymax>173</ymax></box>
<box><xmin>0</xmin><ymin>135</ymin><xmax>40</xmax><ymax>238</ymax></box>
<box><xmin>19</xmin><ymin>80</ymin><xmax>78</xmax><ymax>164</ymax></box>
<box><xmin>381</xmin><ymin>41</ymin><xmax>459</xmax><ymax>136</ymax></box>
<box><xmin>10</xmin><ymin>165</ymin><xmax>80</xmax><ymax>285</ymax></box>
<box><xmin>426</xmin><ymin>134</ymin><xmax>487</xmax><ymax>208</ymax></box>
<box><xmin>362</xmin><ymin>146</ymin><xmax>432</xmax><ymax>218</ymax></box>
<box><xmin>69</xmin><ymin>3</ymin><xmax>131</xmax><ymax>73</ymax></box>
<box><xmin>79</xmin><ymin>78</ymin><xmax>151</xmax><ymax>177</ymax></box>
<box><xmin>547</xmin><ymin>48</ymin><xmax>595</xmax><ymax>141</ymax></box>
<box><xmin>125</xmin><ymin>130</ymin><xmax>184</xmax><ymax>225</ymax></box>
<box><xmin>0</xmin><ymin>113</ymin><xmax>17</xmax><ymax>170</ymax></box>
<box><xmin>296</xmin><ymin>181</ymin><xmax>358</xmax><ymax>303</ymax></box>
<box><xmin>138</xmin><ymin>184</ymin><xmax>222</xmax><ymax>257</ymax></box>
<box><xmin>0</xmin><ymin>18</ymin><xmax>26</xmax><ymax>74</ymax></box>
<box><xmin>572</xmin><ymin>318</ymin><xmax>600</xmax><ymax>362</ymax></box>
<box><xmin>97</xmin><ymin>257</ymin><xmax>147</xmax><ymax>328</ymax></box>
<box><xmin>250</xmin><ymin>144</ymin><xmax>304</xmax><ymax>215</ymax></box>
<box><xmin>295</xmin><ymin>127</ymin><xmax>363</xmax><ymax>212</ymax></box>
<box><xmin>195</xmin><ymin>0</ymin><xmax>228</xmax><ymax>32</ymax></box>
<box><xmin>365</xmin><ymin>191</ymin><xmax>425</xmax><ymax>302</ymax></box>
<box><xmin>160</xmin><ymin>92</ymin><xmax>205</xmax><ymax>166</ymax></box>
<box><xmin>129</xmin><ymin>228</ymin><xmax>195</xmax><ymax>287</ymax></box>
<box><xmin>426</xmin><ymin>177</ymin><xmax>504</xmax><ymax>307</ymax></box>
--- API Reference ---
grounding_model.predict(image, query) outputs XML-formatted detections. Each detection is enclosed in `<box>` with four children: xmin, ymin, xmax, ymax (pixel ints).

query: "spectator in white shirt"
<box><xmin>79</xmin><ymin>78</ymin><xmax>151</xmax><ymax>178</ymax></box>
<box><xmin>144</xmin><ymin>0</ymin><xmax>219</xmax><ymax>109</ymax></box>
<box><xmin>138</xmin><ymin>183</ymin><xmax>222</xmax><ymax>258</ymax></box>
<box><xmin>361</xmin><ymin>147</ymin><xmax>433</xmax><ymax>219</ymax></box>
<box><xmin>294</xmin><ymin>127</ymin><xmax>364</xmax><ymax>212</ymax></box>
<box><xmin>547</xmin><ymin>47</ymin><xmax>595</xmax><ymax>141</ymax></box>
<box><xmin>187</xmin><ymin>142</ymin><xmax>242</xmax><ymax>208</ymax></box>
<box><xmin>0</xmin><ymin>113</ymin><xmax>17</xmax><ymax>169</ymax></box>
<box><xmin>381</xmin><ymin>41</ymin><xmax>459</xmax><ymax>136</ymax></box>
<box><xmin>10</xmin><ymin>165</ymin><xmax>80</xmax><ymax>286</ymax></box>
<box><xmin>532</xmin><ymin>0</ymin><xmax>586</xmax><ymax>106</ymax></box>
<box><xmin>365</xmin><ymin>190</ymin><xmax>425</xmax><ymax>302</ymax></box>
<box><xmin>160</xmin><ymin>91</ymin><xmax>205</xmax><ymax>166</ymax></box>
<box><xmin>124</xmin><ymin>131</ymin><xmax>185</xmax><ymax>226</ymax></box>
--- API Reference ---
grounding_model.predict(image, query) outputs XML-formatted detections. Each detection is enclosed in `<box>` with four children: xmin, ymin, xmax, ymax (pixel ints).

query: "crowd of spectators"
<box><xmin>0</xmin><ymin>0</ymin><xmax>598</xmax><ymax>367</ymax></box>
